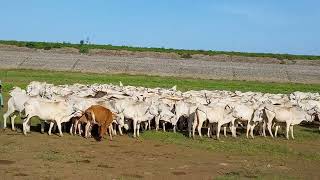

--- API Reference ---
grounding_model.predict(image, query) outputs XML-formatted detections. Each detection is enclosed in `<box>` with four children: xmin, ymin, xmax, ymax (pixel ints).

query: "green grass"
<box><xmin>140</xmin><ymin>127</ymin><xmax>320</xmax><ymax>161</ymax></box>
<box><xmin>1</xmin><ymin>69</ymin><xmax>320</xmax><ymax>97</ymax></box>
<box><xmin>1</xmin><ymin>40</ymin><xmax>320</xmax><ymax>60</ymax></box>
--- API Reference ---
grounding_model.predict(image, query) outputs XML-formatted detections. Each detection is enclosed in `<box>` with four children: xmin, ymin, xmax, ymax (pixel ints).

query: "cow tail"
<box><xmin>195</xmin><ymin>108</ymin><xmax>200</xmax><ymax>128</ymax></box>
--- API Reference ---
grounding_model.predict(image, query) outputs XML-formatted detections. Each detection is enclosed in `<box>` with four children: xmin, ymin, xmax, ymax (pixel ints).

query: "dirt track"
<box><xmin>0</xmin><ymin>47</ymin><xmax>320</xmax><ymax>84</ymax></box>
<box><xmin>0</xmin><ymin>129</ymin><xmax>319</xmax><ymax>180</ymax></box>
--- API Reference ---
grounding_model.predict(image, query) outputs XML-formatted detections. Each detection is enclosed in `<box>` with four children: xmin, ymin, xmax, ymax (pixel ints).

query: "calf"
<box><xmin>84</xmin><ymin>105</ymin><xmax>114</xmax><ymax>141</ymax></box>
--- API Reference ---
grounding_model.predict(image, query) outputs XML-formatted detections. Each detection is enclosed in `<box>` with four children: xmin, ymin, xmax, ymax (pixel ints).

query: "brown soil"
<box><xmin>1</xmin><ymin>44</ymin><xmax>319</xmax><ymax>66</ymax></box>
<box><xmin>0</xmin><ymin>129</ymin><xmax>319</xmax><ymax>179</ymax></box>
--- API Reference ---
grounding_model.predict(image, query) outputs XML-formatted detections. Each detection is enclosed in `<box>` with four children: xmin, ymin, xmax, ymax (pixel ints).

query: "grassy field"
<box><xmin>0</xmin><ymin>69</ymin><xmax>320</xmax><ymax>179</ymax></box>
<box><xmin>1</xmin><ymin>40</ymin><xmax>320</xmax><ymax>60</ymax></box>
<box><xmin>1</xmin><ymin>69</ymin><xmax>320</xmax><ymax>96</ymax></box>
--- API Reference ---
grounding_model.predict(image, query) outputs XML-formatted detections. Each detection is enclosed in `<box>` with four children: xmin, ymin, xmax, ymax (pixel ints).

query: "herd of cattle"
<box><xmin>2</xmin><ymin>81</ymin><xmax>320</xmax><ymax>141</ymax></box>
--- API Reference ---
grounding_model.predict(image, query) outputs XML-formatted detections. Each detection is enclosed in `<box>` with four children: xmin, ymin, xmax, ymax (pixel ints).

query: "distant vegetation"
<box><xmin>0</xmin><ymin>40</ymin><xmax>319</xmax><ymax>60</ymax></box>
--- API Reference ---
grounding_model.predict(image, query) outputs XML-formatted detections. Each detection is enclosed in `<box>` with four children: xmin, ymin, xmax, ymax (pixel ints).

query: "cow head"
<box><xmin>225</xmin><ymin>104</ymin><xmax>234</xmax><ymax>114</ymax></box>
<box><xmin>84</xmin><ymin>109</ymin><xmax>94</xmax><ymax>122</ymax></box>
<box><xmin>98</xmin><ymin>124</ymin><xmax>107</xmax><ymax>141</ymax></box>
<box><xmin>306</xmin><ymin>106</ymin><xmax>319</xmax><ymax>122</ymax></box>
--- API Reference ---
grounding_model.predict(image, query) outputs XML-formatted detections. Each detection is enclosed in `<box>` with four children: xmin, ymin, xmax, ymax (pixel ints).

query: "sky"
<box><xmin>0</xmin><ymin>0</ymin><xmax>319</xmax><ymax>55</ymax></box>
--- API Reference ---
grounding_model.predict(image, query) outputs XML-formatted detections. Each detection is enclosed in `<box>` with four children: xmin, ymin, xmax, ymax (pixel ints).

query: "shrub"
<box><xmin>26</xmin><ymin>42</ymin><xmax>35</xmax><ymax>48</ymax></box>
<box><xmin>52</xmin><ymin>43</ymin><xmax>62</xmax><ymax>48</ymax></box>
<box><xmin>43</xmin><ymin>46</ymin><xmax>52</xmax><ymax>50</ymax></box>
<box><xmin>79</xmin><ymin>46</ymin><xmax>89</xmax><ymax>54</ymax></box>
<box><xmin>180</xmin><ymin>53</ymin><xmax>192</xmax><ymax>59</ymax></box>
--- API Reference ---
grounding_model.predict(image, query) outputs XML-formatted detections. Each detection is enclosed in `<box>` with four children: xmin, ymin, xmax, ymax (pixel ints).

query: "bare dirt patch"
<box><xmin>0</xmin><ymin>127</ymin><xmax>319</xmax><ymax>179</ymax></box>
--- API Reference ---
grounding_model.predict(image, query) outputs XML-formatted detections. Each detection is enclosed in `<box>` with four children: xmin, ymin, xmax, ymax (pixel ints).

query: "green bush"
<box><xmin>79</xmin><ymin>46</ymin><xmax>89</xmax><ymax>54</ymax></box>
<box><xmin>25</xmin><ymin>42</ymin><xmax>35</xmax><ymax>48</ymax></box>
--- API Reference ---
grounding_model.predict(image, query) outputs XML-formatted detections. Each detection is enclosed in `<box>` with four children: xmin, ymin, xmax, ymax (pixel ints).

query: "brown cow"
<box><xmin>83</xmin><ymin>105</ymin><xmax>114</xmax><ymax>141</ymax></box>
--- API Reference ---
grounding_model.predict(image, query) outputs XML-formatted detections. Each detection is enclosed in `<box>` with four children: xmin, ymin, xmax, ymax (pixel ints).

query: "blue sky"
<box><xmin>0</xmin><ymin>0</ymin><xmax>319</xmax><ymax>55</ymax></box>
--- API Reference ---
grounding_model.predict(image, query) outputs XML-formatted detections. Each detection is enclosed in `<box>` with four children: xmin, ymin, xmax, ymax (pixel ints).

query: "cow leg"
<box><xmin>262</xmin><ymin>121</ymin><xmax>267</xmax><ymax>137</ymax></box>
<box><xmin>74</xmin><ymin>120</ymin><xmax>79</xmax><ymax>135</ymax></box>
<box><xmin>40</xmin><ymin>121</ymin><xmax>45</xmax><ymax>134</ymax></box>
<box><xmin>163</xmin><ymin>122</ymin><xmax>166</xmax><ymax>132</ymax></box>
<box><xmin>85</xmin><ymin>123</ymin><xmax>91</xmax><ymax>138</ymax></box>
<box><xmin>290</xmin><ymin>125</ymin><xmax>295</xmax><ymax>140</ymax></box>
<box><xmin>250</xmin><ymin>123</ymin><xmax>256</xmax><ymax>139</ymax></box>
<box><xmin>233</xmin><ymin>124</ymin><xmax>238</xmax><ymax>138</ymax></box>
<box><xmin>192</xmin><ymin>119</ymin><xmax>197</xmax><ymax>139</ymax></box>
<box><xmin>207</xmin><ymin>126</ymin><xmax>211</xmax><ymax>138</ymax></box>
<box><xmin>22</xmin><ymin>117</ymin><xmax>31</xmax><ymax>135</ymax></box>
<box><xmin>56</xmin><ymin>122</ymin><xmax>63</xmax><ymax>137</ymax></box>
<box><xmin>197</xmin><ymin>120</ymin><xmax>204</xmax><ymax>138</ymax></box>
<box><xmin>285</xmin><ymin>123</ymin><xmax>290</xmax><ymax>140</ymax></box>
<box><xmin>3</xmin><ymin>112</ymin><xmax>10</xmax><ymax>129</ymax></box>
<box><xmin>144</xmin><ymin>122</ymin><xmax>148</xmax><ymax>131</ymax></box>
<box><xmin>3</xmin><ymin>101</ymin><xmax>15</xmax><ymax>129</ymax></box>
<box><xmin>223</xmin><ymin>126</ymin><xmax>227</xmax><ymax>137</ymax></box>
<box><xmin>109</xmin><ymin>125</ymin><xmax>113</xmax><ymax>141</ymax></box>
<box><xmin>77</xmin><ymin>123</ymin><xmax>82</xmax><ymax>136</ymax></box>
<box><xmin>229</xmin><ymin>125</ymin><xmax>235</xmax><ymax>138</ymax></box>
<box><xmin>155</xmin><ymin>116</ymin><xmax>160</xmax><ymax>131</ymax></box>
<box><xmin>229</xmin><ymin>120</ymin><xmax>236</xmax><ymax>138</ymax></box>
<box><xmin>188</xmin><ymin>117</ymin><xmax>193</xmax><ymax>138</ymax></box>
<box><xmin>246</xmin><ymin>122</ymin><xmax>251</xmax><ymax>139</ymax></box>
<box><xmin>10</xmin><ymin>115</ymin><xmax>17</xmax><ymax>131</ymax></box>
<box><xmin>27</xmin><ymin>120</ymin><xmax>31</xmax><ymax>132</ymax></box>
<box><xmin>173</xmin><ymin>124</ymin><xmax>177</xmax><ymax>133</ymax></box>
<box><xmin>133</xmin><ymin>120</ymin><xmax>137</xmax><ymax>138</ymax></box>
<box><xmin>48</xmin><ymin>122</ymin><xmax>54</xmax><ymax>135</ymax></box>
<box><xmin>69</xmin><ymin>123</ymin><xmax>74</xmax><ymax>135</ymax></box>
<box><xmin>118</xmin><ymin>124</ymin><xmax>123</xmax><ymax>136</ymax></box>
<box><xmin>275</xmin><ymin>125</ymin><xmax>279</xmax><ymax>138</ymax></box>
<box><xmin>216</xmin><ymin>122</ymin><xmax>222</xmax><ymax>140</ymax></box>
<box><xmin>88</xmin><ymin>125</ymin><xmax>93</xmax><ymax>138</ymax></box>
<box><xmin>148</xmin><ymin>120</ymin><xmax>151</xmax><ymax>130</ymax></box>
<box><xmin>118</xmin><ymin>114</ymin><xmax>125</xmax><ymax>135</ymax></box>
<box><xmin>137</xmin><ymin>123</ymin><xmax>141</xmax><ymax>137</ymax></box>
<box><xmin>267</xmin><ymin>122</ymin><xmax>274</xmax><ymax>138</ymax></box>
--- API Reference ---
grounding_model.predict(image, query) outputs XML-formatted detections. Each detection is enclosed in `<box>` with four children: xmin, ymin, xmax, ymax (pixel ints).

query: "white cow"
<box><xmin>192</xmin><ymin>103</ymin><xmax>235</xmax><ymax>139</ymax></box>
<box><xmin>264</xmin><ymin>105</ymin><xmax>315</xmax><ymax>139</ymax></box>
<box><xmin>229</xmin><ymin>102</ymin><xmax>256</xmax><ymax>138</ymax></box>
<box><xmin>114</xmin><ymin>99</ymin><xmax>158</xmax><ymax>137</ymax></box>
<box><xmin>3</xmin><ymin>87</ymin><xmax>30</xmax><ymax>131</ymax></box>
<box><xmin>22</xmin><ymin>97</ymin><xmax>81</xmax><ymax>136</ymax></box>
